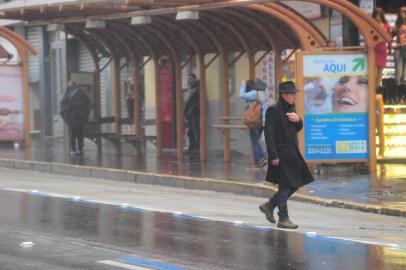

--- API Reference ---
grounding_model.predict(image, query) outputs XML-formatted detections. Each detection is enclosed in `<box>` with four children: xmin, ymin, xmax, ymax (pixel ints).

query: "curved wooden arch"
<box><xmin>0</xmin><ymin>26</ymin><xmax>36</xmax><ymax>56</ymax></box>
<box><xmin>110</xmin><ymin>22</ymin><xmax>155</xmax><ymax>59</ymax></box>
<box><xmin>216</xmin><ymin>12</ymin><xmax>269</xmax><ymax>50</ymax></box>
<box><xmin>242</xmin><ymin>8</ymin><xmax>296</xmax><ymax>50</ymax></box>
<box><xmin>0</xmin><ymin>44</ymin><xmax>9</xmax><ymax>58</ymax></box>
<box><xmin>294</xmin><ymin>0</ymin><xmax>390</xmax><ymax>47</ymax></box>
<box><xmin>0</xmin><ymin>27</ymin><xmax>36</xmax><ymax>145</ymax></box>
<box><xmin>221</xmin><ymin>9</ymin><xmax>283</xmax><ymax>87</ymax></box>
<box><xmin>266</xmin><ymin>2</ymin><xmax>327</xmax><ymax>47</ymax></box>
<box><xmin>220</xmin><ymin>9</ymin><xmax>279</xmax><ymax>52</ymax></box>
<box><xmin>208</xmin><ymin>12</ymin><xmax>255</xmax><ymax>80</ymax></box>
<box><xmin>68</xmin><ymin>25</ymin><xmax>110</xmax><ymax>57</ymax></box>
<box><xmin>203</xmin><ymin>14</ymin><xmax>255</xmax><ymax>80</ymax></box>
<box><xmin>247</xmin><ymin>4</ymin><xmax>326</xmax><ymax>49</ymax></box>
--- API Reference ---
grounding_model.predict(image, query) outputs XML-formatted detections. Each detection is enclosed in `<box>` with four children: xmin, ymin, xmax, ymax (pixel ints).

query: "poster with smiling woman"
<box><xmin>300</xmin><ymin>53</ymin><xmax>369</xmax><ymax>161</ymax></box>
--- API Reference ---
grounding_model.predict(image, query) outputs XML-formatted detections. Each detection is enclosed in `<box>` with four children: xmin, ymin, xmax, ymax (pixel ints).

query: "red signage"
<box><xmin>159</xmin><ymin>63</ymin><xmax>175</xmax><ymax>148</ymax></box>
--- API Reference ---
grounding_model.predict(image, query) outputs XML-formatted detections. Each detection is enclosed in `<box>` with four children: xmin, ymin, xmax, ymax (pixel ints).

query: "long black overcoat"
<box><xmin>60</xmin><ymin>87</ymin><xmax>90</xmax><ymax>128</ymax></box>
<box><xmin>264</xmin><ymin>100</ymin><xmax>314</xmax><ymax>188</ymax></box>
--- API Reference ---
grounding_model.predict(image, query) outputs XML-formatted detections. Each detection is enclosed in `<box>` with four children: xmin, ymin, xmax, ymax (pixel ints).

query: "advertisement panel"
<box><xmin>257</xmin><ymin>52</ymin><xmax>276</xmax><ymax>107</ymax></box>
<box><xmin>159</xmin><ymin>62</ymin><xmax>175</xmax><ymax>148</ymax></box>
<box><xmin>0</xmin><ymin>65</ymin><xmax>24</xmax><ymax>141</ymax></box>
<box><xmin>302</xmin><ymin>53</ymin><xmax>369</xmax><ymax>160</ymax></box>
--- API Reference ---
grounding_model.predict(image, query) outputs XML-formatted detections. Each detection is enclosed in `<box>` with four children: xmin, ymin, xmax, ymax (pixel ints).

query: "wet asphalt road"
<box><xmin>0</xmin><ymin>189</ymin><xmax>405</xmax><ymax>270</ymax></box>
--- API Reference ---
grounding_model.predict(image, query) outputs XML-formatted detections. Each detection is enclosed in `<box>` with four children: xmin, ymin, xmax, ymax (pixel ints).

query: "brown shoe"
<box><xmin>259</xmin><ymin>202</ymin><xmax>275</xmax><ymax>223</ymax></box>
<box><xmin>277</xmin><ymin>218</ymin><xmax>298</xmax><ymax>229</ymax></box>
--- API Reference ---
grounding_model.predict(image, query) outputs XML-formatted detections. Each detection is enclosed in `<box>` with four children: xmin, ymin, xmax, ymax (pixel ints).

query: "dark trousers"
<box><xmin>127</xmin><ymin>98</ymin><xmax>134</xmax><ymax>121</ymax></box>
<box><xmin>268</xmin><ymin>186</ymin><xmax>298</xmax><ymax>219</ymax></box>
<box><xmin>71</xmin><ymin>126</ymin><xmax>84</xmax><ymax>153</ymax></box>
<box><xmin>186</xmin><ymin>116</ymin><xmax>200</xmax><ymax>151</ymax></box>
<box><xmin>249</xmin><ymin>127</ymin><xmax>264</xmax><ymax>166</ymax></box>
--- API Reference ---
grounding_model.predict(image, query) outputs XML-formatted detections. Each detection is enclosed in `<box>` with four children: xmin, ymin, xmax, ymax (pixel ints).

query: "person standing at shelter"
<box><xmin>259</xmin><ymin>81</ymin><xmax>314</xmax><ymax>229</ymax></box>
<box><xmin>372</xmin><ymin>8</ymin><xmax>391</xmax><ymax>87</ymax></box>
<box><xmin>239</xmin><ymin>79</ymin><xmax>268</xmax><ymax>168</ymax></box>
<box><xmin>125</xmin><ymin>78</ymin><xmax>135</xmax><ymax>122</ymax></box>
<box><xmin>184</xmin><ymin>73</ymin><xmax>200</xmax><ymax>153</ymax></box>
<box><xmin>394</xmin><ymin>6</ymin><xmax>406</xmax><ymax>85</ymax></box>
<box><xmin>60</xmin><ymin>80</ymin><xmax>91</xmax><ymax>156</ymax></box>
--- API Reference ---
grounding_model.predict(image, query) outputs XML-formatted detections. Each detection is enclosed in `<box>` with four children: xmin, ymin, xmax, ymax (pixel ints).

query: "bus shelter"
<box><xmin>0</xmin><ymin>0</ymin><xmax>390</xmax><ymax>170</ymax></box>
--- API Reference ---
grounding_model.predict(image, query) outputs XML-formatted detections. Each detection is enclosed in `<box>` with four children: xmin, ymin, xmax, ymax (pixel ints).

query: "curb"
<box><xmin>0</xmin><ymin>158</ymin><xmax>404</xmax><ymax>218</ymax></box>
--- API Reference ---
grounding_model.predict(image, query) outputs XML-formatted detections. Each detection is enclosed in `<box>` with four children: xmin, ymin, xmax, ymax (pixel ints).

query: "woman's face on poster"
<box><xmin>333</xmin><ymin>76</ymin><xmax>368</xmax><ymax>113</ymax></box>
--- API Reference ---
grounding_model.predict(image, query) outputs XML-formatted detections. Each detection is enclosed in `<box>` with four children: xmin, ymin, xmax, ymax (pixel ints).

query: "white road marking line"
<box><xmin>98</xmin><ymin>260</ymin><xmax>153</xmax><ymax>270</ymax></box>
<box><xmin>2</xmin><ymin>188</ymin><xmax>404</xmax><ymax>250</ymax></box>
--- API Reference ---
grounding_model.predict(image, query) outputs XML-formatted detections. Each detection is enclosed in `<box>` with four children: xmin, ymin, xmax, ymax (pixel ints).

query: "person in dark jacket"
<box><xmin>184</xmin><ymin>73</ymin><xmax>200</xmax><ymax>153</ymax></box>
<box><xmin>259</xmin><ymin>81</ymin><xmax>314</xmax><ymax>229</ymax></box>
<box><xmin>60</xmin><ymin>80</ymin><xmax>91</xmax><ymax>156</ymax></box>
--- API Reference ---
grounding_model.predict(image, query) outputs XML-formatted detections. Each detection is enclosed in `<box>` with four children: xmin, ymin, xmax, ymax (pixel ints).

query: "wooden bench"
<box><xmin>97</xmin><ymin>117</ymin><xmax>157</xmax><ymax>147</ymax></box>
<box><xmin>121</xmin><ymin>134</ymin><xmax>146</xmax><ymax>147</ymax></box>
<box><xmin>213</xmin><ymin>116</ymin><xmax>255</xmax><ymax>165</ymax></box>
<box><xmin>212</xmin><ymin>124</ymin><xmax>248</xmax><ymax>130</ymax></box>
<box><xmin>101</xmin><ymin>133</ymin><xmax>122</xmax><ymax>146</ymax></box>
<box><xmin>219</xmin><ymin>116</ymin><xmax>243</xmax><ymax>121</ymax></box>
<box><xmin>99</xmin><ymin>117</ymin><xmax>156</xmax><ymax>125</ymax></box>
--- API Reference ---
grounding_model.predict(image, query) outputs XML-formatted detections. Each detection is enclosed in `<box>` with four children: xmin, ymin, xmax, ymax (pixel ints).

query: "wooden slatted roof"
<box><xmin>0</xmin><ymin>0</ymin><xmax>392</xmax><ymax>63</ymax></box>
<box><xmin>0</xmin><ymin>0</ymin><xmax>326</xmax><ymax>57</ymax></box>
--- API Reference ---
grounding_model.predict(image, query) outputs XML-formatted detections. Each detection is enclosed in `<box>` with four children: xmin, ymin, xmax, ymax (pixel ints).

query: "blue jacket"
<box><xmin>239</xmin><ymin>83</ymin><xmax>268</xmax><ymax>122</ymax></box>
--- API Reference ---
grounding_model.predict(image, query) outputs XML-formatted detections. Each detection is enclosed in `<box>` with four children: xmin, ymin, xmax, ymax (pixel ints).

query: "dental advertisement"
<box><xmin>0</xmin><ymin>65</ymin><xmax>24</xmax><ymax>141</ymax></box>
<box><xmin>302</xmin><ymin>53</ymin><xmax>369</xmax><ymax>160</ymax></box>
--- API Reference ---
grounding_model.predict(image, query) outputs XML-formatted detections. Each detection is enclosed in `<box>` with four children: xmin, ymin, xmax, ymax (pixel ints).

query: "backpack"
<box><xmin>243</xmin><ymin>93</ymin><xmax>262</xmax><ymax>129</ymax></box>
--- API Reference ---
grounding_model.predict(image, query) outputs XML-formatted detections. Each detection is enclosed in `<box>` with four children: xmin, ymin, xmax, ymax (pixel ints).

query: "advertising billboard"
<box><xmin>302</xmin><ymin>53</ymin><xmax>369</xmax><ymax>160</ymax></box>
<box><xmin>0</xmin><ymin>65</ymin><xmax>24</xmax><ymax>141</ymax></box>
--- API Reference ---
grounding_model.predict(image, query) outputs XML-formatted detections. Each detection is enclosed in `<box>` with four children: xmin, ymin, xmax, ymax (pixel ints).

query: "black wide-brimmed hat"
<box><xmin>278</xmin><ymin>81</ymin><xmax>299</xmax><ymax>93</ymax></box>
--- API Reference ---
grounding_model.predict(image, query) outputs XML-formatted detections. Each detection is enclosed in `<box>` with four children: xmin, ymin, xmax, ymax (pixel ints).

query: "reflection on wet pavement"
<box><xmin>0</xmin><ymin>138</ymin><xmax>405</xmax><ymax>209</ymax></box>
<box><xmin>0</xmin><ymin>189</ymin><xmax>405</xmax><ymax>270</ymax></box>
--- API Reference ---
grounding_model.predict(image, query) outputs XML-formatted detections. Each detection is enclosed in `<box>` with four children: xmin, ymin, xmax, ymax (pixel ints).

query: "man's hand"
<box><xmin>286</xmin><ymin>112</ymin><xmax>300</xmax><ymax>122</ymax></box>
<box><xmin>271</xmin><ymin>158</ymin><xmax>279</xmax><ymax>166</ymax></box>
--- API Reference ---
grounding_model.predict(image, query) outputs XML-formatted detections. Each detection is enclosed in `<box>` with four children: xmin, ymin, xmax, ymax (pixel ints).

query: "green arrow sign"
<box><xmin>352</xmin><ymin>58</ymin><xmax>365</xmax><ymax>72</ymax></box>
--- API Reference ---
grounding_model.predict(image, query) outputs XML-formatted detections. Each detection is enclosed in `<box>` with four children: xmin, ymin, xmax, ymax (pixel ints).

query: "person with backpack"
<box><xmin>239</xmin><ymin>79</ymin><xmax>268</xmax><ymax>168</ymax></box>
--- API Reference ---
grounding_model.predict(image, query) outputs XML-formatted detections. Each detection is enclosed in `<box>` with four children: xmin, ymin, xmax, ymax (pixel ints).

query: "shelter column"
<box><xmin>275</xmin><ymin>49</ymin><xmax>282</xmax><ymax>86</ymax></box>
<box><xmin>175</xmin><ymin>60</ymin><xmax>183</xmax><ymax>160</ymax></box>
<box><xmin>22</xmin><ymin>50</ymin><xmax>31</xmax><ymax>146</ymax></box>
<box><xmin>133</xmin><ymin>61</ymin><xmax>141</xmax><ymax>135</ymax></box>
<box><xmin>94</xmin><ymin>67</ymin><xmax>101</xmax><ymax>151</ymax></box>
<box><xmin>154</xmin><ymin>58</ymin><xmax>162</xmax><ymax>157</ymax></box>
<box><xmin>199</xmin><ymin>55</ymin><xmax>207</xmax><ymax>161</ymax></box>
<box><xmin>367</xmin><ymin>47</ymin><xmax>376</xmax><ymax>172</ymax></box>
<box><xmin>223</xmin><ymin>55</ymin><xmax>230</xmax><ymax>162</ymax></box>
<box><xmin>112</xmin><ymin>55</ymin><xmax>121</xmax><ymax>136</ymax></box>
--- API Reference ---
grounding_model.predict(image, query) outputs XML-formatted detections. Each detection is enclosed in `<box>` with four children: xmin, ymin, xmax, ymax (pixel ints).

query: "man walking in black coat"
<box><xmin>259</xmin><ymin>81</ymin><xmax>314</xmax><ymax>229</ymax></box>
<box><xmin>60</xmin><ymin>80</ymin><xmax>91</xmax><ymax>156</ymax></box>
